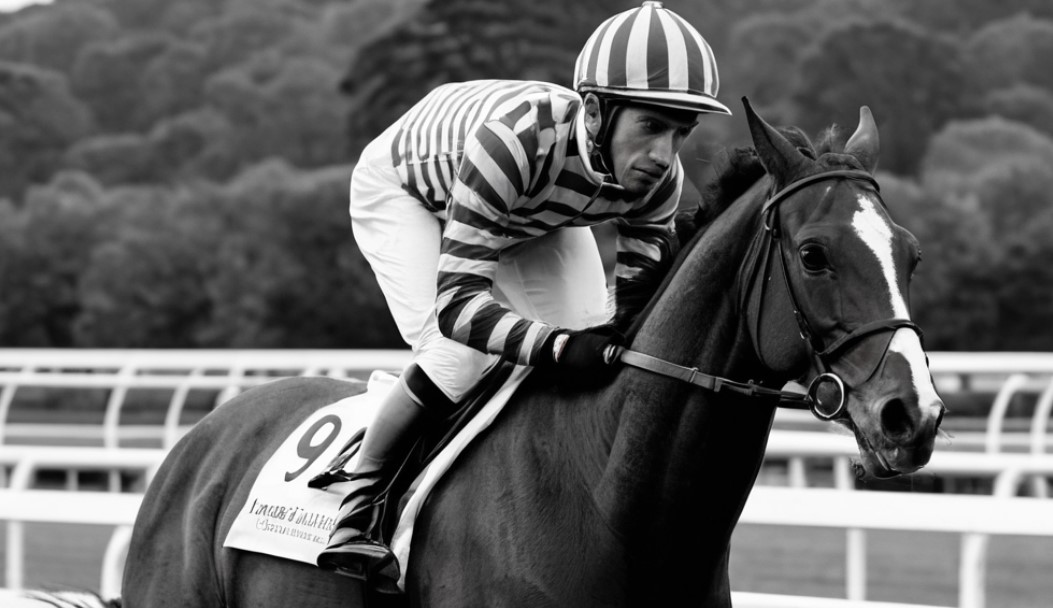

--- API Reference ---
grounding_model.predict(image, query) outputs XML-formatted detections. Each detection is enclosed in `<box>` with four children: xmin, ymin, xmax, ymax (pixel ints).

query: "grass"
<box><xmin>731</xmin><ymin>525</ymin><xmax>1053</xmax><ymax>607</ymax></box>
<box><xmin>2</xmin><ymin>522</ymin><xmax>1052</xmax><ymax>606</ymax></box>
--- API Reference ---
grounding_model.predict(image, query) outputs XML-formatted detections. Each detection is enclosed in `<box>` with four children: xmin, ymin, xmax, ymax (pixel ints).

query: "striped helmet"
<box><xmin>574</xmin><ymin>1</ymin><xmax>731</xmax><ymax>115</ymax></box>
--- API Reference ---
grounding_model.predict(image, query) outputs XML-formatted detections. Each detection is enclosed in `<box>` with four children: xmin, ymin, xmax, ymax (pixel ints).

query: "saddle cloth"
<box><xmin>223</xmin><ymin>366</ymin><xmax>530</xmax><ymax>591</ymax></box>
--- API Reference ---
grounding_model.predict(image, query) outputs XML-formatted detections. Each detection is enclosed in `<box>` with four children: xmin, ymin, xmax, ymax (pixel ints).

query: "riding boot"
<box><xmin>316</xmin><ymin>369</ymin><xmax>435</xmax><ymax>585</ymax></box>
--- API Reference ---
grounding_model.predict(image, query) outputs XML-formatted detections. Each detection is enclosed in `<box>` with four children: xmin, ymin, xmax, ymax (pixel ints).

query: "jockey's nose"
<box><xmin>650</xmin><ymin>134</ymin><xmax>673</xmax><ymax>170</ymax></box>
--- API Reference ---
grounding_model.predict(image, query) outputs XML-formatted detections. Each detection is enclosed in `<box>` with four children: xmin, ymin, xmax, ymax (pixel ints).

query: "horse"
<box><xmin>119</xmin><ymin>100</ymin><xmax>944</xmax><ymax>607</ymax></box>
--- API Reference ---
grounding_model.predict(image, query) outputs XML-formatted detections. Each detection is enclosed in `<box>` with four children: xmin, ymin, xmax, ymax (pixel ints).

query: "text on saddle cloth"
<box><xmin>223</xmin><ymin>366</ymin><xmax>531</xmax><ymax>591</ymax></box>
<box><xmin>223</xmin><ymin>371</ymin><xmax>393</xmax><ymax>564</ymax></box>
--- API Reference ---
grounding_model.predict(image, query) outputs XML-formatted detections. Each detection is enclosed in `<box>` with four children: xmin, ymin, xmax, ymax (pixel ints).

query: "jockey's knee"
<box><xmin>411</xmin><ymin>338</ymin><xmax>497</xmax><ymax>410</ymax></box>
<box><xmin>401</xmin><ymin>364</ymin><xmax>456</xmax><ymax>419</ymax></box>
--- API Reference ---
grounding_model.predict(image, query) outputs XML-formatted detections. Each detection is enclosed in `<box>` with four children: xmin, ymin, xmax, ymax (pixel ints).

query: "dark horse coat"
<box><xmin>121</xmin><ymin>101</ymin><xmax>943</xmax><ymax>607</ymax></box>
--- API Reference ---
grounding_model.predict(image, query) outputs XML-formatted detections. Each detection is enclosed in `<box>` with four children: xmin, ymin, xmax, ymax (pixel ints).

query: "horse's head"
<box><xmin>742</xmin><ymin>99</ymin><xmax>945</xmax><ymax>479</ymax></box>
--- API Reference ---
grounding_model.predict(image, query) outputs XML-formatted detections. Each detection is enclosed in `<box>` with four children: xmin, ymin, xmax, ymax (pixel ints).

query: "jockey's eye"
<box><xmin>640</xmin><ymin>118</ymin><xmax>664</xmax><ymax>134</ymax></box>
<box><xmin>799</xmin><ymin>244</ymin><xmax>829</xmax><ymax>272</ymax></box>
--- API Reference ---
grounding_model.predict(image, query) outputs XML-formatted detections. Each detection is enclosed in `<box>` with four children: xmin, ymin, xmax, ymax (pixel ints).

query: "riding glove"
<box><xmin>539</xmin><ymin>324</ymin><xmax>624</xmax><ymax>376</ymax></box>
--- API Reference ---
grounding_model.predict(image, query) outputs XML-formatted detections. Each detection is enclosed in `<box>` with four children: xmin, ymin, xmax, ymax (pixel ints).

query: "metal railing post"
<box><xmin>1029</xmin><ymin>379</ymin><xmax>1053</xmax><ymax>497</ymax></box>
<box><xmin>834</xmin><ymin>457</ymin><xmax>866</xmax><ymax>602</ymax></box>
<box><xmin>985</xmin><ymin>374</ymin><xmax>1029</xmax><ymax>454</ymax></box>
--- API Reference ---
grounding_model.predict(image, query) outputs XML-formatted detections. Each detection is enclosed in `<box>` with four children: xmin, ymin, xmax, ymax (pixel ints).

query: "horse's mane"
<box><xmin>675</xmin><ymin>124</ymin><xmax>851</xmax><ymax>244</ymax></box>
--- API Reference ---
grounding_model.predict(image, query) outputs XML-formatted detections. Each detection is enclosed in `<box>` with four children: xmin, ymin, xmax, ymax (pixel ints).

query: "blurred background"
<box><xmin>1</xmin><ymin>0</ymin><xmax>1051</xmax><ymax>353</ymax></box>
<box><xmin>2</xmin><ymin>2</ymin><xmax>1053</xmax><ymax>606</ymax></box>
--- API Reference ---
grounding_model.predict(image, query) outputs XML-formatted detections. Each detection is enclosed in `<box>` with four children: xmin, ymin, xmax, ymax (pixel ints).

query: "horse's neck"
<box><xmin>586</xmin><ymin>188</ymin><xmax>777</xmax><ymax>552</ymax></box>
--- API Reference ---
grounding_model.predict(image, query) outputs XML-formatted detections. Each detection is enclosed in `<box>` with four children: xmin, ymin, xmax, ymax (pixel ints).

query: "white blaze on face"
<box><xmin>851</xmin><ymin>194</ymin><xmax>908</xmax><ymax>318</ymax></box>
<box><xmin>889</xmin><ymin>329</ymin><xmax>943</xmax><ymax>408</ymax></box>
<box><xmin>852</xmin><ymin>193</ymin><xmax>941</xmax><ymax>407</ymax></box>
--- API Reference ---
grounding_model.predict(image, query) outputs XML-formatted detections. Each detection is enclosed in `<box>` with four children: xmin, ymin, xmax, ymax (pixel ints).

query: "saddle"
<box><xmin>307</xmin><ymin>361</ymin><xmax>517</xmax><ymax>561</ymax></box>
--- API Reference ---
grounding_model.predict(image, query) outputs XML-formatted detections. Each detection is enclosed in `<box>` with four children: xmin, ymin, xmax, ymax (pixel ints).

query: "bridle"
<box><xmin>608</xmin><ymin>169</ymin><xmax>923</xmax><ymax>420</ymax></box>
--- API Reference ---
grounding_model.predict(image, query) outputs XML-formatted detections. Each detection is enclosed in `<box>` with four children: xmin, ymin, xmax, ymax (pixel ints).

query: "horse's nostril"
<box><xmin>881</xmin><ymin>397</ymin><xmax>914</xmax><ymax>438</ymax></box>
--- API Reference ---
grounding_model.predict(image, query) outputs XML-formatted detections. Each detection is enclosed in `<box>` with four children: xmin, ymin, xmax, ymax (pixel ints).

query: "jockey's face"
<box><xmin>608</xmin><ymin>105</ymin><xmax>698</xmax><ymax>194</ymax></box>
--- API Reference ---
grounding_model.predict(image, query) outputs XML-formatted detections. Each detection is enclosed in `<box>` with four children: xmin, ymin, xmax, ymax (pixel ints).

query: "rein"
<box><xmin>609</xmin><ymin>346</ymin><xmax>811</xmax><ymax>409</ymax></box>
<box><xmin>611</xmin><ymin>169</ymin><xmax>921</xmax><ymax>417</ymax></box>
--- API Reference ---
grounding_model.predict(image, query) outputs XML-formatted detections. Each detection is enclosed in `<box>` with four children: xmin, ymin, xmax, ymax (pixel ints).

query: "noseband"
<box><xmin>610</xmin><ymin>169</ymin><xmax>922</xmax><ymax>420</ymax></box>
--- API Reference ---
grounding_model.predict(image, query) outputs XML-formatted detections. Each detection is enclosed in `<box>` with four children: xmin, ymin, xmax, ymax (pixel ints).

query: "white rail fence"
<box><xmin>5</xmin><ymin>469</ymin><xmax>1052</xmax><ymax>608</ymax></box>
<box><xmin>4</xmin><ymin>350</ymin><xmax>1053</xmax><ymax>452</ymax></box>
<box><xmin>0</xmin><ymin>349</ymin><xmax>411</xmax><ymax>451</ymax></box>
<box><xmin>6</xmin><ymin>434</ymin><xmax>1048</xmax><ymax>608</ymax></box>
<box><xmin>3</xmin><ymin>350</ymin><xmax>1053</xmax><ymax>608</ymax></box>
<box><xmin>763</xmin><ymin>431</ymin><xmax>1053</xmax><ymax>608</ymax></box>
<box><xmin>0</xmin><ymin>446</ymin><xmax>163</xmax><ymax>597</ymax></box>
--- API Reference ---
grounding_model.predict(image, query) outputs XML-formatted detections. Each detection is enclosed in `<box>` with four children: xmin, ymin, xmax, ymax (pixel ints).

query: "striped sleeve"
<box><xmin>435</xmin><ymin>117</ymin><xmax>558</xmax><ymax>366</ymax></box>
<box><xmin>611</xmin><ymin>159</ymin><xmax>683</xmax><ymax>325</ymax></box>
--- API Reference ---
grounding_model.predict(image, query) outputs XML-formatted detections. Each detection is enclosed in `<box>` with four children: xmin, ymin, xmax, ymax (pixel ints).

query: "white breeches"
<box><xmin>349</xmin><ymin>124</ymin><xmax>609</xmax><ymax>402</ymax></box>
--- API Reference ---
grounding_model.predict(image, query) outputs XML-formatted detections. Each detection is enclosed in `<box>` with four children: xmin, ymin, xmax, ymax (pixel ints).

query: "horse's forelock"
<box><xmin>818</xmin><ymin>151</ymin><xmax>866</xmax><ymax>172</ymax></box>
<box><xmin>813</xmin><ymin>124</ymin><xmax>844</xmax><ymax>155</ymax></box>
<box><xmin>812</xmin><ymin>124</ymin><xmax>870</xmax><ymax>172</ymax></box>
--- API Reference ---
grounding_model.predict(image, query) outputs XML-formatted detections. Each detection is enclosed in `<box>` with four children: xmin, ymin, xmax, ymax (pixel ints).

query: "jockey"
<box><xmin>317</xmin><ymin>0</ymin><xmax>730</xmax><ymax>582</ymax></box>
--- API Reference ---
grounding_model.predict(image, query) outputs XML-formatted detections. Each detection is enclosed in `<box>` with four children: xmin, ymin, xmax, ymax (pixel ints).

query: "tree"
<box><xmin>972</xmin><ymin>158</ymin><xmax>1053</xmax><ymax>238</ymax></box>
<box><xmin>341</xmin><ymin>0</ymin><xmax>633</xmax><ymax>154</ymax></box>
<box><xmin>0</xmin><ymin>61</ymin><xmax>93</xmax><ymax>199</ymax></box>
<box><xmin>74</xmin><ymin>185</ymin><xmax>219</xmax><ymax>347</ymax></box>
<box><xmin>320</xmin><ymin>0</ymin><xmax>428</xmax><ymax>52</ymax></box>
<box><xmin>968</xmin><ymin>159</ymin><xmax>1053</xmax><ymax>349</ymax></box>
<box><xmin>63</xmin><ymin>133</ymin><xmax>158</xmax><ymax>185</ymax></box>
<box><xmin>903</xmin><ymin>128</ymin><xmax>1053</xmax><ymax>350</ymax></box>
<box><xmin>139</xmin><ymin>41</ymin><xmax>209</xmax><ymax>123</ymax></box>
<box><xmin>983</xmin><ymin>84</ymin><xmax>1053</xmax><ymax>139</ymax></box>
<box><xmin>203</xmin><ymin>54</ymin><xmax>351</xmax><ymax>170</ymax></box>
<box><xmin>79</xmin><ymin>0</ymin><xmax>216</xmax><ymax>32</ymax></box>
<box><xmin>0</xmin><ymin>3</ymin><xmax>118</xmax><ymax>74</ymax></box>
<box><xmin>791</xmin><ymin>18</ymin><xmax>967</xmax><ymax>175</ymax></box>
<box><xmin>146</xmin><ymin>108</ymin><xmax>238</xmax><ymax>182</ymax></box>
<box><xmin>70</xmin><ymin>32</ymin><xmax>175</xmax><ymax>132</ymax></box>
<box><xmin>198</xmin><ymin>160</ymin><xmax>401</xmax><ymax>348</ymax></box>
<box><xmin>889</xmin><ymin>0</ymin><xmax>1053</xmax><ymax>34</ymax></box>
<box><xmin>878</xmin><ymin>173</ymin><xmax>1001</xmax><ymax>351</ymax></box>
<box><xmin>965</xmin><ymin>14</ymin><xmax>1053</xmax><ymax>95</ymax></box>
<box><xmin>920</xmin><ymin>116</ymin><xmax>1053</xmax><ymax>199</ymax></box>
<box><xmin>992</xmin><ymin>213</ymin><xmax>1053</xmax><ymax>350</ymax></box>
<box><xmin>673</xmin><ymin>0</ymin><xmax>815</xmax><ymax>62</ymax></box>
<box><xmin>726</xmin><ymin>14</ymin><xmax>812</xmax><ymax>110</ymax></box>
<box><xmin>0</xmin><ymin>172</ymin><xmax>110</xmax><ymax>346</ymax></box>
<box><xmin>187</xmin><ymin>5</ymin><xmax>303</xmax><ymax>71</ymax></box>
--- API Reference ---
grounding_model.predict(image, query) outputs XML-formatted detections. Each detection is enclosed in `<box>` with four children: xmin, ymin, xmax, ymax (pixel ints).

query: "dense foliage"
<box><xmin>0</xmin><ymin>0</ymin><xmax>1050</xmax><ymax>351</ymax></box>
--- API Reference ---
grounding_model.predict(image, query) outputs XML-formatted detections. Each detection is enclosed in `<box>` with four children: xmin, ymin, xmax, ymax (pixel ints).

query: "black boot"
<box><xmin>316</xmin><ymin>470</ymin><xmax>399</xmax><ymax>587</ymax></box>
<box><xmin>316</xmin><ymin>376</ymin><xmax>426</xmax><ymax>590</ymax></box>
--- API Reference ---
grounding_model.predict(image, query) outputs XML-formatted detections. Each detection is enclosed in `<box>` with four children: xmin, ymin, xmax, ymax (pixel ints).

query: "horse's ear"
<box><xmin>742</xmin><ymin>97</ymin><xmax>810</xmax><ymax>186</ymax></box>
<box><xmin>844</xmin><ymin>106</ymin><xmax>879</xmax><ymax>173</ymax></box>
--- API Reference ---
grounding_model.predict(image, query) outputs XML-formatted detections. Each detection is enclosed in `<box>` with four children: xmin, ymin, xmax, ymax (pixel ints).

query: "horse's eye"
<box><xmin>799</xmin><ymin>244</ymin><xmax>829</xmax><ymax>271</ymax></box>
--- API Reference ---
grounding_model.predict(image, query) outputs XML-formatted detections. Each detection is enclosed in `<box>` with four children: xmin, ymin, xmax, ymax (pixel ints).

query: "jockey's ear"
<box><xmin>583</xmin><ymin>93</ymin><xmax>603</xmax><ymax>142</ymax></box>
